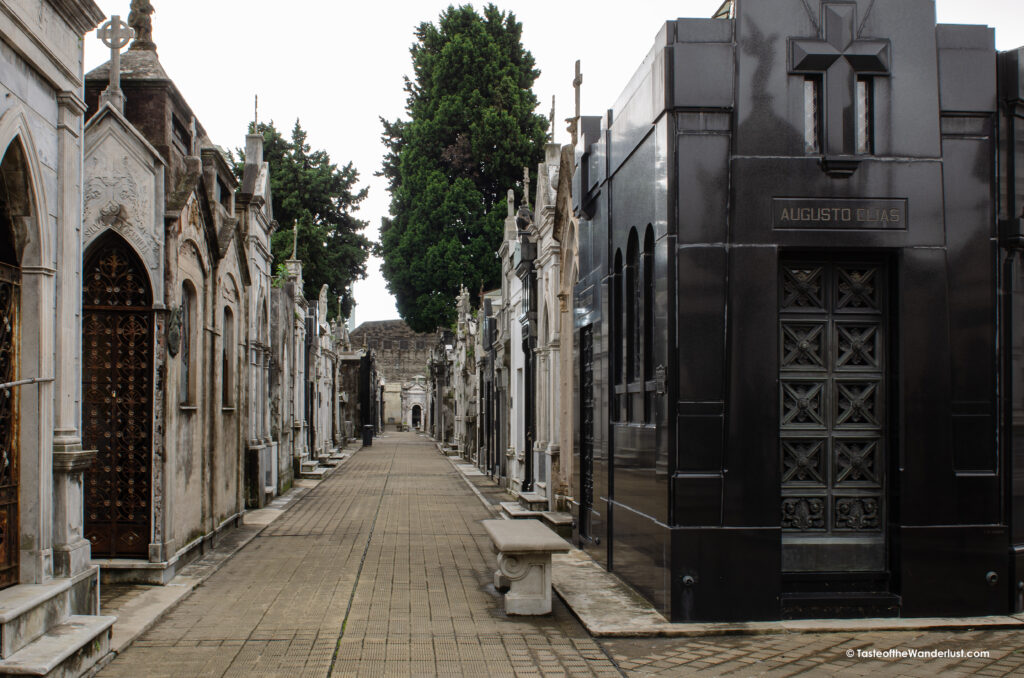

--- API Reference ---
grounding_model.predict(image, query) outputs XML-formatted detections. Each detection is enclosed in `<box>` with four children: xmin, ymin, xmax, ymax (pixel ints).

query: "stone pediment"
<box><xmin>49</xmin><ymin>0</ymin><xmax>105</xmax><ymax>36</ymax></box>
<box><xmin>84</xmin><ymin>103</ymin><xmax>166</xmax><ymax>304</ymax></box>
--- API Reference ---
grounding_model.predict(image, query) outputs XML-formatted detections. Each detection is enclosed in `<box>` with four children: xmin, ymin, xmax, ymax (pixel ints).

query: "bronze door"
<box><xmin>83</xmin><ymin>238</ymin><xmax>153</xmax><ymax>558</ymax></box>
<box><xmin>779</xmin><ymin>259</ymin><xmax>888</xmax><ymax>573</ymax></box>
<box><xmin>0</xmin><ymin>262</ymin><xmax>20</xmax><ymax>588</ymax></box>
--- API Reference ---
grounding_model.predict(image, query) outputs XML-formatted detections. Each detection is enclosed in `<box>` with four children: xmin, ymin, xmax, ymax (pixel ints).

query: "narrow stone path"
<box><xmin>97</xmin><ymin>433</ymin><xmax>621</xmax><ymax>677</ymax></box>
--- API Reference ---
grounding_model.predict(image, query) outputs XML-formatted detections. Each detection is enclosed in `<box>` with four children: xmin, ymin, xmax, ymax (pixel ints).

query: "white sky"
<box><xmin>85</xmin><ymin>1</ymin><xmax>1024</xmax><ymax>325</ymax></box>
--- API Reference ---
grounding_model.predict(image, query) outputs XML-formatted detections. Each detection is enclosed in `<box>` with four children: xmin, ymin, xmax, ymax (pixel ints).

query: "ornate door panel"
<box><xmin>0</xmin><ymin>263</ymin><xmax>20</xmax><ymax>588</ymax></box>
<box><xmin>579</xmin><ymin>324</ymin><xmax>595</xmax><ymax>539</ymax></box>
<box><xmin>83</xmin><ymin>239</ymin><xmax>153</xmax><ymax>558</ymax></box>
<box><xmin>780</xmin><ymin>260</ymin><xmax>887</xmax><ymax>573</ymax></box>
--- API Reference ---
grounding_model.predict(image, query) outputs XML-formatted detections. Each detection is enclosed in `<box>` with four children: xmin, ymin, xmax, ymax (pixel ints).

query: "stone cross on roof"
<box><xmin>548</xmin><ymin>96</ymin><xmax>555</xmax><ymax>143</ymax></box>
<box><xmin>97</xmin><ymin>15</ymin><xmax>133</xmax><ymax>112</ymax></box>
<box><xmin>128</xmin><ymin>0</ymin><xmax>156</xmax><ymax>52</ymax></box>
<box><xmin>567</xmin><ymin>60</ymin><xmax>582</xmax><ymax>147</ymax></box>
<box><xmin>523</xmin><ymin>167</ymin><xmax>530</xmax><ymax>210</ymax></box>
<box><xmin>291</xmin><ymin>221</ymin><xmax>298</xmax><ymax>259</ymax></box>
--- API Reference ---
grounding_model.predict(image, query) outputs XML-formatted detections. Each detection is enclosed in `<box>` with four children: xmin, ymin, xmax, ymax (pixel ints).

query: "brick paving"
<box><xmin>601</xmin><ymin>624</ymin><xmax>1024</xmax><ymax>676</ymax></box>
<box><xmin>96</xmin><ymin>432</ymin><xmax>1024</xmax><ymax>677</ymax></box>
<box><xmin>97</xmin><ymin>432</ymin><xmax>620</xmax><ymax>677</ymax></box>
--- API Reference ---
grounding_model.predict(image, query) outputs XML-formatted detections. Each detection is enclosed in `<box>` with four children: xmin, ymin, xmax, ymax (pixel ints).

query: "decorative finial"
<box><xmin>507</xmin><ymin>189</ymin><xmax>514</xmax><ymax>218</ymax></box>
<box><xmin>97</xmin><ymin>15</ymin><xmax>133</xmax><ymax>112</ymax></box>
<box><xmin>254</xmin><ymin>94</ymin><xmax>259</xmax><ymax>129</ymax></box>
<box><xmin>548</xmin><ymin>95</ymin><xmax>556</xmax><ymax>142</ymax></box>
<box><xmin>291</xmin><ymin>221</ymin><xmax>299</xmax><ymax>259</ymax></box>
<box><xmin>523</xmin><ymin>167</ymin><xmax>530</xmax><ymax>210</ymax></box>
<box><xmin>128</xmin><ymin>0</ymin><xmax>156</xmax><ymax>52</ymax></box>
<box><xmin>566</xmin><ymin>60</ymin><xmax>583</xmax><ymax>147</ymax></box>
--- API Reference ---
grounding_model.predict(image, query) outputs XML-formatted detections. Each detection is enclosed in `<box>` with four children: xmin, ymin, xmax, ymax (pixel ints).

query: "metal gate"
<box><xmin>579</xmin><ymin>324</ymin><xmax>595</xmax><ymax>540</ymax></box>
<box><xmin>83</xmin><ymin>238</ymin><xmax>153</xmax><ymax>558</ymax></box>
<box><xmin>779</xmin><ymin>259</ymin><xmax>887</xmax><ymax>573</ymax></box>
<box><xmin>0</xmin><ymin>262</ymin><xmax>20</xmax><ymax>588</ymax></box>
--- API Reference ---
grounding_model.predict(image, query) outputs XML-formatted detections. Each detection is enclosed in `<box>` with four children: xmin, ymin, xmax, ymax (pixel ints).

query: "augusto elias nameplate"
<box><xmin>772</xmin><ymin>198</ymin><xmax>907</xmax><ymax>230</ymax></box>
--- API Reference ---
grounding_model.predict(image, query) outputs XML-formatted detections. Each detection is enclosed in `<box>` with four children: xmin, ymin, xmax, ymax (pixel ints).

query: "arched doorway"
<box><xmin>82</xmin><ymin>233</ymin><xmax>153</xmax><ymax>558</ymax></box>
<box><xmin>0</xmin><ymin>141</ymin><xmax>25</xmax><ymax>589</ymax></box>
<box><xmin>412</xmin><ymin>404</ymin><xmax>421</xmax><ymax>429</ymax></box>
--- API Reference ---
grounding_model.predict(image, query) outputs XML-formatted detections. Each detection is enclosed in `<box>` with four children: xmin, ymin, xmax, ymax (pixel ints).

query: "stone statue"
<box><xmin>318</xmin><ymin>284</ymin><xmax>329</xmax><ymax>321</ymax></box>
<box><xmin>128</xmin><ymin>0</ymin><xmax>156</xmax><ymax>51</ymax></box>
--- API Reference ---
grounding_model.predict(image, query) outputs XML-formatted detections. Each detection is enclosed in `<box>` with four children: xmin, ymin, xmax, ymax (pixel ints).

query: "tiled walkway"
<box><xmin>97</xmin><ymin>433</ymin><xmax>620</xmax><ymax>677</ymax></box>
<box><xmin>96</xmin><ymin>432</ymin><xmax>1024</xmax><ymax>677</ymax></box>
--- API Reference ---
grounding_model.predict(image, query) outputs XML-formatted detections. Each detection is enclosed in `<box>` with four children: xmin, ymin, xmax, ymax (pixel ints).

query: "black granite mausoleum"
<box><xmin>572</xmin><ymin>0</ymin><xmax>1024</xmax><ymax>621</ymax></box>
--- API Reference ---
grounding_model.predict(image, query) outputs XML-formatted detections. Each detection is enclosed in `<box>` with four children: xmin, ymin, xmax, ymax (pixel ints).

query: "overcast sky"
<box><xmin>85</xmin><ymin>1</ymin><xmax>1024</xmax><ymax>327</ymax></box>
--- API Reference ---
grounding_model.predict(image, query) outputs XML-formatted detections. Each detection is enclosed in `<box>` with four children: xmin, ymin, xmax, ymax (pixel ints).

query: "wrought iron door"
<box><xmin>83</xmin><ymin>239</ymin><xmax>153</xmax><ymax>558</ymax></box>
<box><xmin>779</xmin><ymin>260</ymin><xmax>887</xmax><ymax>573</ymax></box>
<box><xmin>0</xmin><ymin>263</ymin><xmax>20</xmax><ymax>588</ymax></box>
<box><xmin>579</xmin><ymin>324</ymin><xmax>595</xmax><ymax>539</ymax></box>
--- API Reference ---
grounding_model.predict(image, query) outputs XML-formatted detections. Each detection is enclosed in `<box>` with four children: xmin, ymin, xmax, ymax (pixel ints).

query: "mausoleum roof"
<box><xmin>86</xmin><ymin>48</ymin><xmax>170</xmax><ymax>83</ymax></box>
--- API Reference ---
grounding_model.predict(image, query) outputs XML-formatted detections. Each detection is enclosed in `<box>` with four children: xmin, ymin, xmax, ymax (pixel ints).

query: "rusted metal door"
<box><xmin>0</xmin><ymin>262</ymin><xmax>20</xmax><ymax>588</ymax></box>
<box><xmin>83</xmin><ymin>237</ymin><xmax>153</xmax><ymax>558</ymax></box>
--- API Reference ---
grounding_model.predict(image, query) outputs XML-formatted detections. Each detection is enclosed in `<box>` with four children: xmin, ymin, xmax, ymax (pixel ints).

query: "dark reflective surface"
<box><xmin>572</xmin><ymin>0</ymin><xmax>1016</xmax><ymax>621</ymax></box>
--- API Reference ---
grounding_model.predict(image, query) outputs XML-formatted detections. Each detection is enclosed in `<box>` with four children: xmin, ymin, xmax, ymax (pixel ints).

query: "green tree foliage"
<box><xmin>236</xmin><ymin>120</ymin><xmax>370</xmax><ymax>320</ymax></box>
<box><xmin>379</xmin><ymin>3</ymin><xmax>548</xmax><ymax>332</ymax></box>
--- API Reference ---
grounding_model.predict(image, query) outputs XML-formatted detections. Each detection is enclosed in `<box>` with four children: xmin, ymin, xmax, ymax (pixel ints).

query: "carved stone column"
<box><xmin>263</xmin><ymin>348</ymin><xmax>272</xmax><ymax>444</ymax></box>
<box><xmin>52</xmin><ymin>92</ymin><xmax>95</xmax><ymax>578</ymax></box>
<box><xmin>52</xmin><ymin>449</ymin><xmax>97</xmax><ymax>577</ymax></box>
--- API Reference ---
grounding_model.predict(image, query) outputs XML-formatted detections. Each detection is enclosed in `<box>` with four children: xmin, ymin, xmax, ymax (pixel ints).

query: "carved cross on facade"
<box><xmin>97</xmin><ymin>15</ymin><xmax>133</xmax><ymax>111</ymax></box>
<box><xmin>790</xmin><ymin>3</ymin><xmax>889</xmax><ymax>164</ymax></box>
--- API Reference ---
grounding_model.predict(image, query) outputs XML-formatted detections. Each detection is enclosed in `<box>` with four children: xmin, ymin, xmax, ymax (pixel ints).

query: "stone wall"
<box><xmin>350</xmin><ymin>320</ymin><xmax>432</xmax><ymax>385</ymax></box>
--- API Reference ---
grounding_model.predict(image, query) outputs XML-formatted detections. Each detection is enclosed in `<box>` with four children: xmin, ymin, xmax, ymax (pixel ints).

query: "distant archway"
<box><xmin>412</xmin><ymin>404</ymin><xmax>422</xmax><ymax>429</ymax></box>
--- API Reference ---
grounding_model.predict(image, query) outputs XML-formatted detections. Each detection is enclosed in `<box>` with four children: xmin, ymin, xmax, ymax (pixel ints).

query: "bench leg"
<box><xmin>497</xmin><ymin>552</ymin><xmax>553</xmax><ymax>615</ymax></box>
<box><xmin>494</xmin><ymin>569</ymin><xmax>510</xmax><ymax>591</ymax></box>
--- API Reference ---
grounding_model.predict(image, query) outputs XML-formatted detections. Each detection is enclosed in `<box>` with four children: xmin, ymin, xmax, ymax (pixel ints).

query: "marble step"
<box><xmin>0</xmin><ymin>615</ymin><xmax>114</xmax><ymax>678</ymax></box>
<box><xmin>499</xmin><ymin>503</ymin><xmax>574</xmax><ymax>539</ymax></box>
<box><xmin>297</xmin><ymin>465</ymin><xmax>328</xmax><ymax>480</ymax></box>
<box><xmin>517</xmin><ymin>491</ymin><xmax>549</xmax><ymax>512</ymax></box>
<box><xmin>0</xmin><ymin>582</ymin><xmax>74</xmax><ymax>659</ymax></box>
<box><xmin>781</xmin><ymin>592</ymin><xmax>901</xmax><ymax>619</ymax></box>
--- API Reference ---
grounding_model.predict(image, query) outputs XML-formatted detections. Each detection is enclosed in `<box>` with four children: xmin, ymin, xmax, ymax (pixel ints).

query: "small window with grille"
<box><xmin>856</xmin><ymin>77</ymin><xmax>874</xmax><ymax>155</ymax></box>
<box><xmin>804</xmin><ymin>77</ymin><xmax>821</xmax><ymax>154</ymax></box>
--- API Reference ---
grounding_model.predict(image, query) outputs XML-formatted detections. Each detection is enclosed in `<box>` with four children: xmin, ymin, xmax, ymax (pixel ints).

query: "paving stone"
<box><xmin>96</xmin><ymin>431</ymin><xmax>1024</xmax><ymax>677</ymax></box>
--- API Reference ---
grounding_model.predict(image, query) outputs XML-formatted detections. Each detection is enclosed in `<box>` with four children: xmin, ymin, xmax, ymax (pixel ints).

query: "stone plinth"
<box><xmin>482</xmin><ymin>519</ymin><xmax>569</xmax><ymax>615</ymax></box>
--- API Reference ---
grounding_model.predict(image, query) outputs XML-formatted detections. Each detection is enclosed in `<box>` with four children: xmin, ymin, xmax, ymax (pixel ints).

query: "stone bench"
<box><xmin>482</xmin><ymin>519</ymin><xmax>570</xmax><ymax>615</ymax></box>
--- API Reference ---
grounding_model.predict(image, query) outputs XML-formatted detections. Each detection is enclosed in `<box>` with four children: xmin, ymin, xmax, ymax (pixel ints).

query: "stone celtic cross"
<box><xmin>98</xmin><ymin>15</ymin><xmax>134</xmax><ymax>96</ymax></box>
<box><xmin>790</xmin><ymin>2</ymin><xmax>889</xmax><ymax>159</ymax></box>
